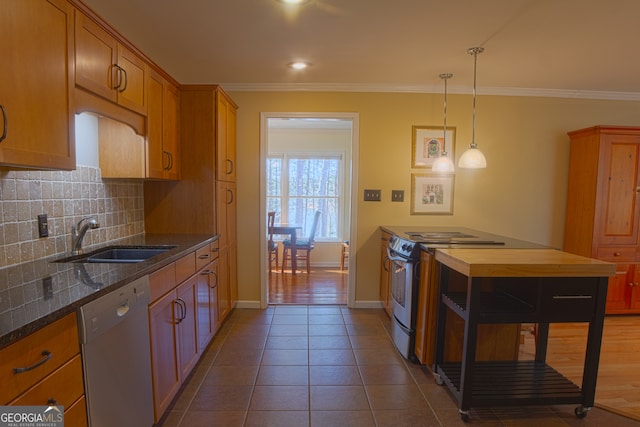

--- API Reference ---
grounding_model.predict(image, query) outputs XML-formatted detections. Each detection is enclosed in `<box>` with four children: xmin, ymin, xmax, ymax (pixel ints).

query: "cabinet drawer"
<box><xmin>597</xmin><ymin>246</ymin><xmax>635</xmax><ymax>261</ymax></box>
<box><xmin>196</xmin><ymin>244</ymin><xmax>213</xmax><ymax>271</ymax></box>
<box><xmin>539</xmin><ymin>280</ymin><xmax>598</xmax><ymax>322</ymax></box>
<box><xmin>65</xmin><ymin>395</ymin><xmax>88</xmax><ymax>427</ymax></box>
<box><xmin>0</xmin><ymin>313</ymin><xmax>79</xmax><ymax>404</ymax></box>
<box><xmin>150</xmin><ymin>262</ymin><xmax>176</xmax><ymax>302</ymax></box>
<box><xmin>176</xmin><ymin>252</ymin><xmax>196</xmax><ymax>283</ymax></box>
<box><xmin>10</xmin><ymin>354</ymin><xmax>83</xmax><ymax>408</ymax></box>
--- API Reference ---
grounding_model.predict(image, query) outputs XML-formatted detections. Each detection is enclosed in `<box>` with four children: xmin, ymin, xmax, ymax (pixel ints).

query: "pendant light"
<box><xmin>432</xmin><ymin>73</ymin><xmax>456</xmax><ymax>173</ymax></box>
<box><xmin>458</xmin><ymin>47</ymin><xmax>487</xmax><ymax>169</ymax></box>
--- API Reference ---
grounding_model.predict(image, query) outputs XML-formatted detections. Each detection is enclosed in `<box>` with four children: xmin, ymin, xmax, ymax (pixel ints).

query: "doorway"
<box><xmin>259</xmin><ymin>112</ymin><xmax>359</xmax><ymax>308</ymax></box>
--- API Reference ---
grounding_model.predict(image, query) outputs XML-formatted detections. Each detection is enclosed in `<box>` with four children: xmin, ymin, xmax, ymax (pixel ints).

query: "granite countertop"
<box><xmin>0</xmin><ymin>233</ymin><xmax>217</xmax><ymax>349</ymax></box>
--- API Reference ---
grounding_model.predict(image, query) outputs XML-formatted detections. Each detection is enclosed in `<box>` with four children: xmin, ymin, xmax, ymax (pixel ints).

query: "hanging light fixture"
<box><xmin>432</xmin><ymin>73</ymin><xmax>455</xmax><ymax>173</ymax></box>
<box><xmin>458</xmin><ymin>47</ymin><xmax>487</xmax><ymax>169</ymax></box>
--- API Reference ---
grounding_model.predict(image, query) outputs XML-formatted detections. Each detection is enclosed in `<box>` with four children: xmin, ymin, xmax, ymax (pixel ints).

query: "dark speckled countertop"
<box><xmin>0</xmin><ymin>233</ymin><xmax>217</xmax><ymax>349</ymax></box>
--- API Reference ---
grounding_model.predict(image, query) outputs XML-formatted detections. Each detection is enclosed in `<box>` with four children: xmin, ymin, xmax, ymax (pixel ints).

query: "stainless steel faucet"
<box><xmin>72</xmin><ymin>217</ymin><xmax>100</xmax><ymax>255</ymax></box>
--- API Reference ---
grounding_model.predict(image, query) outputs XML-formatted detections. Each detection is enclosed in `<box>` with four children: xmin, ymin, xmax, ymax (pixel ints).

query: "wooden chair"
<box><xmin>282</xmin><ymin>210</ymin><xmax>321</xmax><ymax>274</ymax></box>
<box><xmin>341</xmin><ymin>240</ymin><xmax>349</xmax><ymax>270</ymax></box>
<box><xmin>267</xmin><ymin>211</ymin><xmax>278</xmax><ymax>273</ymax></box>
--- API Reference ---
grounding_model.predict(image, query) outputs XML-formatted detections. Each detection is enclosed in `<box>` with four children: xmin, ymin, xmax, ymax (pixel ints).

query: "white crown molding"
<box><xmin>219</xmin><ymin>82</ymin><xmax>640</xmax><ymax>101</ymax></box>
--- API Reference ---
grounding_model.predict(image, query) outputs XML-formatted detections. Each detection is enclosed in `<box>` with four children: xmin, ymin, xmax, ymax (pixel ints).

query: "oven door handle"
<box><xmin>387</xmin><ymin>247</ymin><xmax>406</xmax><ymax>262</ymax></box>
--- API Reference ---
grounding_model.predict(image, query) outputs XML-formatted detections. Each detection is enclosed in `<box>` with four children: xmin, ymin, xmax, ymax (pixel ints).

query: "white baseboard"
<box><xmin>235</xmin><ymin>300</ymin><xmax>262</xmax><ymax>309</ymax></box>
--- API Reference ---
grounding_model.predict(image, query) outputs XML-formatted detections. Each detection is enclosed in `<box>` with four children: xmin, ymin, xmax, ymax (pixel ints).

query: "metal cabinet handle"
<box><xmin>383</xmin><ymin>256</ymin><xmax>390</xmax><ymax>272</ymax></box>
<box><xmin>0</xmin><ymin>105</ymin><xmax>7</xmax><ymax>143</ymax></box>
<box><xmin>226</xmin><ymin>159</ymin><xmax>234</xmax><ymax>175</ymax></box>
<box><xmin>13</xmin><ymin>350</ymin><xmax>52</xmax><ymax>374</ymax></box>
<box><xmin>198</xmin><ymin>253</ymin><xmax>211</xmax><ymax>260</ymax></box>
<box><xmin>174</xmin><ymin>298</ymin><xmax>186</xmax><ymax>323</ymax></box>
<box><xmin>163</xmin><ymin>151</ymin><xmax>174</xmax><ymax>171</ymax></box>
<box><xmin>211</xmin><ymin>272</ymin><xmax>218</xmax><ymax>288</ymax></box>
<box><xmin>111</xmin><ymin>64</ymin><xmax>122</xmax><ymax>90</ymax></box>
<box><xmin>211</xmin><ymin>247</ymin><xmax>219</xmax><ymax>253</ymax></box>
<box><xmin>118</xmin><ymin>66</ymin><xmax>128</xmax><ymax>93</ymax></box>
<box><xmin>226</xmin><ymin>189</ymin><xmax>234</xmax><ymax>204</ymax></box>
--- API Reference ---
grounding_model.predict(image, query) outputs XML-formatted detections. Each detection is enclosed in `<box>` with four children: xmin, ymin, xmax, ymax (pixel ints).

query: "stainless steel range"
<box><xmin>387</xmin><ymin>235</ymin><xmax>422</xmax><ymax>360</ymax></box>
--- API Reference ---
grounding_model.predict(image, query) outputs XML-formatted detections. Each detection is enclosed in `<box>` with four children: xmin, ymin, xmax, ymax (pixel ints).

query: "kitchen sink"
<box><xmin>54</xmin><ymin>245</ymin><xmax>177</xmax><ymax>264</ymax></box>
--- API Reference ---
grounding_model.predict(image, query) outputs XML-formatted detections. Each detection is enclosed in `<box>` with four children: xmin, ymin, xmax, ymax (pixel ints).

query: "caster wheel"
<box><xmin>459</xmin><ymin>411</ymin><xmax>470</xmax><ymax>422</ymax></box>
<box><xmin>434</xmin><ymin>374</ymin><xmax>443</xmax><ymax>385</ymax></box>
<box><xmin>575</xmin><ymin>406</ymin><xmax>590</xmax><ymax>419</ymax></box>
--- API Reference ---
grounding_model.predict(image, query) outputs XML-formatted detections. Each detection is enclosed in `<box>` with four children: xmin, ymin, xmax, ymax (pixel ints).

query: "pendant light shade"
<box><xmin>458</xmin><ymin>47</ymin><xmax>487</xmax><ymax>169</ymax></box>
<box><xmin>432</xmin><ymin>73</ymin><xmax>455</xmax><ymax>173</ymax></box>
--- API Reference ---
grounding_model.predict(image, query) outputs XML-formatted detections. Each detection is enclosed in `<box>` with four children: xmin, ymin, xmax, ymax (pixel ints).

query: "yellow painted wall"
<box><xmin>229</xmin><ymin>90</ymin><xmax>640</xmax><ymax>304</ymax></box>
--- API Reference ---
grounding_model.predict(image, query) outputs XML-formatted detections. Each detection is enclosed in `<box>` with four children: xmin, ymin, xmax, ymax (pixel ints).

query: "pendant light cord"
<box><xmin>468</xmin><ymin>47</ymin><xmax>484</xmax><ymax>149</ymax></box>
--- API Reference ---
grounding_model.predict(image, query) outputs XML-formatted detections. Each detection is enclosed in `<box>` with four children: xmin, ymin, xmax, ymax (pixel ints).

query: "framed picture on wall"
<box><xmin>410</xmin><ymin>173</ymin><xmax>455</xmax><ymax>215</ymax></box>
<box><xmin>411</xmin><ymin>125</ymin><xmax>456</xmax><ymax>168</ymax></box>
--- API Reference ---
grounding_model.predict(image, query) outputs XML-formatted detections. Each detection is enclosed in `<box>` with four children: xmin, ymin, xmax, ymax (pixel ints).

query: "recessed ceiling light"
<box><xmin>277</xmin><ymin>0</ymin><xmax>312</xmax><ymax>5</ymax></box>
<box><xmin>288</xmin><ymin>61</ymin><xmax>310</xmax><ymax>70</ymax></box>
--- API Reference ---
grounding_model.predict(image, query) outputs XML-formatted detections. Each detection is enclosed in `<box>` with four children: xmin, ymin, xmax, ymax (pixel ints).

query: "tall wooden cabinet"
<box><xmin>0</xmin><ymin>0</ymin><xmax>75</xmax><ymax>170</ymax></box>
<box><xmin>144</xmin><ymin>85</ymin><xmax>238</xmax><ymax>315</ymax></box>
<box><xmin>564</xmin><ymin>125</ymin><xmax>640</xmax><ymax>314</ymax></box>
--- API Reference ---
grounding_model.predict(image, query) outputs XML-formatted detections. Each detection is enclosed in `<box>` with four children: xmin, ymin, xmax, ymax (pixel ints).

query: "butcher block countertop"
<box><xmin>435</xmin><ymin>248</ymin><xmax>616</xmax><ymax>278</ymax></box>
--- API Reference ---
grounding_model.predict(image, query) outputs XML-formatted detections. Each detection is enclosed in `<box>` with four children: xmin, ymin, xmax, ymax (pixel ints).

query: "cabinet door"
<box><xmin>606</xmin><ymin>263</ymin><xmax>633</xmax><ymax>313</ymax></box>
<box><xmin>176</xmin><ymin>276</ymin><xmax>199</xmax><ymax>380</ymax></box>
<box><xmin>116</xmin><ymin>44</ymin><xmax>146</xmax><ymax>114</ymax></box>
<box><xmin>75</xmin><ymin>12</ymin><xmax>118</xmax><ymax>102</ymax></box>
<box><xmin>0</xmin><ymin>0</ymin><xmax>75</xmax><ymax>170</ymax></box>
<box><xmin>630</xmin><ymin>266</ymin><xmax>640</xmax><ymax>310</ymax></box>
<box><xmin>163</xmin><ymin>81</ymin><xmax>180</xmax><ymax>180</ymax></box>
<box><xmin>146</xmin><ymin>69</ymin><xmax>165</xmax><ymax>179</ymax></box>
<box><xmin>596</xmin><ymin>134</ymin><xmax>640</xmax><ymax>246</ymax></box>
<box><xmin>217</xmin><ymin>247</ymin><xmax>231</xmax><ymax>322</ymax></box>
<box><xmin>414</xmin><ymin>250</ymin><xmax>439</xmax><ymax>365</ymax></box>
<box><xmin>379</xmin><ymin>232</ymin><xmax>392</xmax><ymax>316</ymax></box>
<box><xmin>196</xmin><ymin>261</ymin><xmax>218</xmax><ymax>350</ymax></box>
<box><xmin>216</xmin><ymin>92</ymin><xmax>237</xmax><ymax>182</ymax></box>
<box><xmin>148</xmin><ymin>291</ymin><xmax>180</xmax><ymax>422</ymax></box>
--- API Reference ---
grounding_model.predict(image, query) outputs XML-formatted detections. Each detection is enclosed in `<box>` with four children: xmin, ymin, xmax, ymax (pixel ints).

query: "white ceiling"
<box><xmin>81</xmin><ymin>0</ymin><xmax>640</xmax><ymax>100</ymax></box>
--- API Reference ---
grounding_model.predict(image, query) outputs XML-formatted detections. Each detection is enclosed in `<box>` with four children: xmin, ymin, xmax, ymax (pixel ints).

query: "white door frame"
<box><xmin>259</xmin><ymin>112</ymin><xmax>359</xmax><ymax>308</ymax></box>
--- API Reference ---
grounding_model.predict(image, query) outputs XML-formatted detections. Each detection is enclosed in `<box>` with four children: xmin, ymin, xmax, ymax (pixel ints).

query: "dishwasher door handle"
<box><xmin>116</xmin><ymin>303</ymin><xmax>130</xmax><ymax>317</ymax></box>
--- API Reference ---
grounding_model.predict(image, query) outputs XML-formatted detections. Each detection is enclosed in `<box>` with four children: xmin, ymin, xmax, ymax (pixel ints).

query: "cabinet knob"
<box><xmin>636</xmin><ymin>187</ymin><xmax>640</xmax><ymax>193</ymax></box>
<box><xmin>613</xmin><ymin>252</ymin><xmax>621</xmax><ymax>257</ymax></box>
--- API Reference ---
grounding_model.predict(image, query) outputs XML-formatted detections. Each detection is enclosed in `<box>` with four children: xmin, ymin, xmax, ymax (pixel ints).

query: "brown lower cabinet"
<box><xmin>148</xmin><ymin>243</ymin><xmax>222</xmax><ymax>423</ymax></box>
<box><xmin>0</xmin><ymin>313</ymin><xmax>86</xmax><ymax>426</ymax></box>
<box><xmin>414</xmin><ymin>249</ymin><xmax>521</xmax><ymax>366</ymax></box>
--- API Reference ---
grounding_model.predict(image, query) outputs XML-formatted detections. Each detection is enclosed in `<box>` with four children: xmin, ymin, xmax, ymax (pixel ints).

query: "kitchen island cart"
<box><xmin>432</xmin><ymin>248</ymin><xmax>615</xmax><ymax>421</ymax></box>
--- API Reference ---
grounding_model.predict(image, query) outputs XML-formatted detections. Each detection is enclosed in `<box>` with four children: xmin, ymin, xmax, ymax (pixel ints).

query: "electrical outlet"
<box><xmin>42</xmin><ymin>277</ymin><xmax>53</xmax><ymax>300</ymax></box>
<box><xmin>391</xmin><ymin>190</ymin><xmax>404</xmax><ymax>202</ymax></box>
<box><xmin>37</xmin><ymin>214</ymin><xmax>49</xmax><ymax>237</ymax></box>
<box><xmin>364</xmin><ymin>189</ymin><xmax>381</xmax><ymax>201</ymax></box>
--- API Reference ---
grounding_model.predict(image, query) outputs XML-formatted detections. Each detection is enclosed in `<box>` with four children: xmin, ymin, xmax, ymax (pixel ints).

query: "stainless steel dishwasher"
<box><xmin>79</xmin><ymin>275</ymin><xmax>154</xmax><ymax>427</ymax></box>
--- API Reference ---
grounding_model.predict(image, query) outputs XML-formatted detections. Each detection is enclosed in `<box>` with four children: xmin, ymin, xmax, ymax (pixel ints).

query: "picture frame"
<box><xmin>411</xmin><ymin>125</ymin><xmax>456</xmax><ymax>168</ymax></box>
<box><xmin>411</xmin><ymin>173</ymin><xmax>455</xmax><ymax>215</ymax></box>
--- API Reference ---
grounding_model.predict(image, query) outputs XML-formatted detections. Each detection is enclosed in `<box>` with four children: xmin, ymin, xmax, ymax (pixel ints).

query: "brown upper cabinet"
<box><xmin>216</xmin><ymin>92</ymin><xmax>237</xmax><ymax>182</ymax></box>
<box><xmin>564</xmin><ymin>125</ymin><xmax>640</xmax><ymax>314</ymax></box>
<box><xmin>0</xmin><ymin>0</ymin><xmax>75</xmax><ymax>170</ymax></box>
<box><xmin>146</xmin><ymin>69</ymin><xmax>180</xmax><ymax>180</ymax></box>
<box><xmin>75</xmin><ymin>12</ymin><xmax>147</xmax><ymax>115</ymax></box>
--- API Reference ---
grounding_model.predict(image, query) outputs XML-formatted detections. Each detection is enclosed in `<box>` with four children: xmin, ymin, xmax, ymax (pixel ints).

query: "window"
<box><xmin>267</xmin><ymin>154</ymin><xmax>342</xmax><ymax>241</ymax></box>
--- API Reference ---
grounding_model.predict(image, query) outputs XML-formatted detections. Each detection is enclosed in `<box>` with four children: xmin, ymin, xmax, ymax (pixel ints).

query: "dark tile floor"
<box><xmin>159</xmin><ymin>306</ymin><xmax>640</xmax><ymax>427</ymax></box>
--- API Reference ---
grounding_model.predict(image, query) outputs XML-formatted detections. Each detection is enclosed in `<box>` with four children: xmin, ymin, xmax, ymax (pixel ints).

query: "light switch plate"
<box><xmin>37</xmin><ymin>214</ymin><xmax>49</xmax><ymax>238</ymax></box>
<box><xmin>364</xmin><ymin>189</ymin><xmax>381</xmax><ymax>201</ymax></box>
<box><xmin>391</xmin><ymin>190</ymin><xmax>404</xmax><ymax>202</ymax></box>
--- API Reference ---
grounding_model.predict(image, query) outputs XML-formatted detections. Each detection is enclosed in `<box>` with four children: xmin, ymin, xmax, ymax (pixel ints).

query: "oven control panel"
<box><xmin>388</xmin><ymin>235</ymin><xmax>418</xmax><ymax>260</ymax></box>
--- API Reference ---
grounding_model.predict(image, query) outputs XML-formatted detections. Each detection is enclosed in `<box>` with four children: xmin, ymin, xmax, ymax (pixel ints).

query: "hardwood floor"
<box><xmin>268</xmin><ymin>267</ymin><xmax>348</xmax><ymax>305</ymax></box>
<box><xmin>520</xmin><ymin>315</ymin><xmax>640</xmax><ymax>421</ymax></box>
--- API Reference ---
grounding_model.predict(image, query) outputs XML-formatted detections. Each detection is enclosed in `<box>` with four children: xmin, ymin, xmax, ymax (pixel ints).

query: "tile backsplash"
<box><xmin>0</xmin><ymin>166</ymin><xmax>144</xmax><ymax>269</ymax></box>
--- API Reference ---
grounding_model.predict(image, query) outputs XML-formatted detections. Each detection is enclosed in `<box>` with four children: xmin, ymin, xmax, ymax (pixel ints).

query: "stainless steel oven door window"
<box><xmin>387</xmin><ymin>253</ymin><xmax>416</xmax><ymax>330</ymax></box>
<box><xmin>390</xmin><ymin>260</ymin><xmax>407</xmax><ymax>308</ymax></box>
